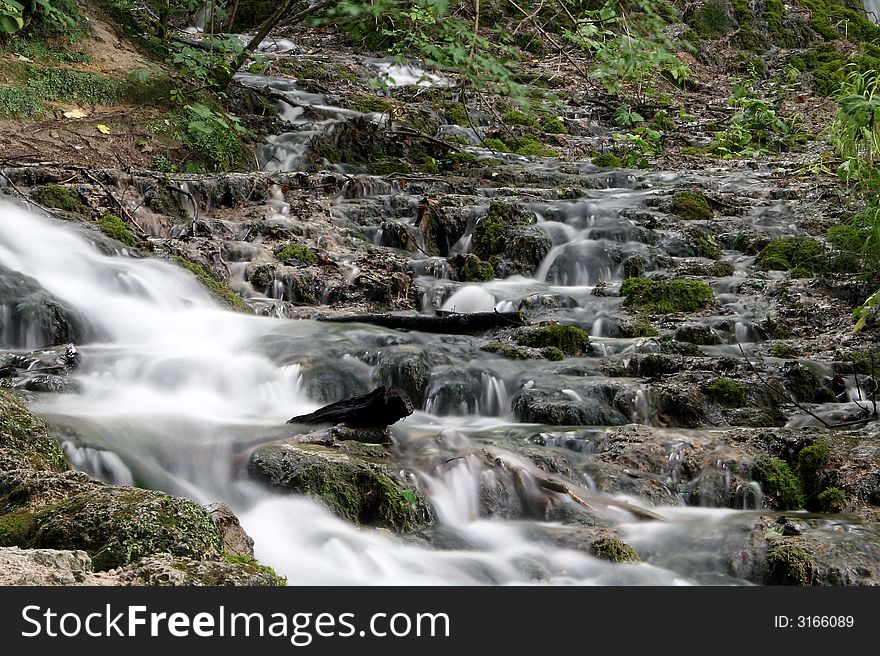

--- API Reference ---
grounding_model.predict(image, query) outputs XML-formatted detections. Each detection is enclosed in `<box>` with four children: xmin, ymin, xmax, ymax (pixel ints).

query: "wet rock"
<box><xmin>424</xmin><ymin>368</ymin><xmax>483</xmax><ymax>415</ymax></box>
<box><xmin>518</xmin><ymin>293</ymin><xmax>579</xmax><ymax>316</ymax></box>
<box><xmin>207</xmin><ymin>502</ymin><xmax>255</xmax><ymax>559</ymax></box>
<box><xmin>248</xmin><ymin>442</ymin><xmax>431</xmax><ymax>532</ymax></box>
<box><xmin>0</xmin><ymin>265</ymin><xmax>96</xmax><ymax>349</ymax></box>
<box><xmin>591</xmin><ymin>536</ymin><xmax>641</xmax><ymax>563</ymax></box>
<box><xmin>512</xmin><ymin>388</ymin><xmax>628</xmax><ymax>426</ymax></box>
<box><xmin>418</xmin><ymin>198</ymin><xmax>469</xmax><ymax>256</ymax></box>
<box><xmin>675</xmin><ymin>324</ymin><xmax>722</xmax><ymax>345</ymax></box>
<box><xmin>373</xmin><ymin>346</ymin><xmax>451</xmax><ymax>407</ymax></box>
<box><xmin>784</xmin><ymin>363</ymin><xmax>836</xmax><ymax>403</ymax></box>
<box><xmin>652</xmin><ymin>385</ymin><xmax>707</xmax><ymax>428</ymax></box>
<box><xmin>300</xmin><ymin>358</ymin><xmax>371</xmax><ymax>404</ymax></box>
<box><xmin>21</xmin><ymin>374</ymin><xmax>81</xmax><ymax>394</ymax></box>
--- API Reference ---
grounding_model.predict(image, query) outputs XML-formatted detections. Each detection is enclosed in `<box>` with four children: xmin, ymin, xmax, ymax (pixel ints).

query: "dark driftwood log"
<box><xmin>287</xmin><ymin>386</ymin><xmax>414</xmax><ymax>427</ymax></box>
<box><xmin>318</xmin><ymin>310</ymin><xmax>528</xmax><ymax>334</ymax></box>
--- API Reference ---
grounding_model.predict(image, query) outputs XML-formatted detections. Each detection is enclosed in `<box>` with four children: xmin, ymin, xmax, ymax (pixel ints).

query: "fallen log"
<box><xmin>287</xmin><ymin>386</ymin><xmax>413</xmax><ymax>427</ymax></box>
<box><xmin>318</xmin><ymin>310</ymin><xmax>528</xmax><ymax>334</ymax></box>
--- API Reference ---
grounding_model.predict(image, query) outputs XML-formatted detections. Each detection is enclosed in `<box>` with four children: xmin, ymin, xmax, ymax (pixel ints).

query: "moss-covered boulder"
<box><xmin>591</xmin><ymin>536</ymin><xmax>640</xmax><ymax>563</ymax></box>
<box><xmin>752</xmin><ymin>457</ymin><xmax>803</xmax><ymax>510</ymax></box>
<box><xmin>248</xmin><ymin>442</ymin><xmax>431</xmax><ymax>532</ymax></box>
<box><xmin>765</xmin><ymin>543</ymin><xmax>814</xmax><ymax>585</ymax></box>
<box><xmin>756</xmin><ymin>237</ymin><xmax>822</xmax><ymax>273</ymax></box>
<box><xmin>471</xmin><ymin>201</ymin><xmax>551</xmax><ymax>276</ymax></box>
<box><xmin>450</xmin><ymin>253</ymin><xmax>495</xmax><ymax>282</ymax></box>
<box><xmin>705</xmin><ymin>378</ymin><xmax>747</xmax><ymax>407</ymax></box>
<box><xmin>620</xmin><ymin>278</ymin><xmax>715</xmax><ymax>314</ymax></box>
<box><xmin>98</xmin><ymin>214</ymin><xmax>138</xmax><ymax>247</ymax></box>
<box><xmin>671</xmin><ymin>191</ymin><xmax>713</xmax><ymax>220</ymax></box>
<box><xmin>516</xmin><ymin>323</ymin><xmax>590</xmax><ymax>356</ymax></box>
<box><xmin>32</xmin><ymin>184</ymin><xmax>87</xmax><ymax>214</ymax></box>
<box><xmin>0</xmin><ymin>390</ymin><xmax>68</xmax><ymax>472</ymax></box>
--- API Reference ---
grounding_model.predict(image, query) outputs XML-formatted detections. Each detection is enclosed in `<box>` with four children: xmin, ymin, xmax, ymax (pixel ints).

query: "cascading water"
<box><xmin>0</xmin><ymin>198</ymin><xmax>782</xmax><ymax>585</ymax></box>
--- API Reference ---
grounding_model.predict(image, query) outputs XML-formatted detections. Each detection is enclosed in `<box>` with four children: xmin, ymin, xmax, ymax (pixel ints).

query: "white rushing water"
<box><xmin>0</xmin><ymin>199</ymin><xmax>766</xmax><ymax>585</ymax></box>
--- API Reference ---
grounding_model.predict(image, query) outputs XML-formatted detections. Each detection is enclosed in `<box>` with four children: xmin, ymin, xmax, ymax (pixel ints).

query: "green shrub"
<box><xmin>620</xmin><ymin>278</ymin><xmax>715</xmax><ymax>314</ymax></box>
<box><xmin>27</xmin><ymin>67</ymin><xmax>123</xmax><ymax>104</ymax></box>
<box><xmin>0</xmin><ymin>86</ymin><xmax>44</xmax><ymax>118</ymax></box>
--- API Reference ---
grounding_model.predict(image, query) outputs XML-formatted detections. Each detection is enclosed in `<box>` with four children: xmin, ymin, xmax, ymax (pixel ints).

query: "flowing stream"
<box><xmin>1</xmin><ymin>55</ymin><xmax>871</xmax><ymax>586</ymax></box>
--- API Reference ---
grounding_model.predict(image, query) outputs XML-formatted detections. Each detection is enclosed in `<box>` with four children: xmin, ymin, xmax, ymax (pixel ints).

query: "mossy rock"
<box><xmin>173</xmin><ymin>256</ymin><xmax>248</xmax><ymax>312</ymax></box>
<box><xmin>685</xmin><ymin>227</ymin><xmax>723</xmax><ymax>260</ymax></box>
<box><xmin>373</xmin><ymin>347</ymin><xmax>451</xmax><ymax>408</ymax></box>
<box><xmin>450</xmin><ymin>253</ymin><xmax>495</xmax><ymax>282</ymax></box>
<box><xmin>277</xmin><ymin>242</ymin><xmax>318</xmax><ymax>265</ymax></box>
<box><xmin>765</xmin><ymin>543</ymin><xmax>814</xmax><ymax>586</ymax></box>
<box><xmin>784</xmin><ymin>364</ymin><xmax>835</xmax><ymax>404</ymax></box>
<box><xmin>98</xmin><ymin>214</ymin><xmax>137</xmax><ymax>247</ymax></box>
<box><xmin>0</xmin><ymin>390</ymin><xmax>68</xmax><ymax>472</ymax></box>
<box><xmin>516</xmin><ymin>324</ymin><xmax>590</xmax><ymax>356</ymax></box>
<box><xmin>687</xmin><ymin>1</ymin><xmax>732</xmax><ymax>39</ymax></box>
<box><xmin>26</xmin><ymin>484</ymin><xmax>223</xmax><ymax>570</ymax></box>
<box><xmin>479</xmin><ymin>341</ymin><xmax>533</xmax><ymax>360</ymax></box>
<box><xmin>815</xmin><ymin>486</ymin><xmax>847</xmax><ymax>513</ymax></box>
<box><xmin>620</xmin><ymin>278</ymin><xmax>715</xmax><ymax>314</ymax></box>
<box><xmin>591</xmin><ymin>537</ymin><xmax>640</xmax><ymax>563</ymax></box>
<box><xmin>756</xmin><ymin>237</ymin><xmax>821</xmax><ymax>273</ymax></box>
<box><xmin>705</xmin><ymin>378</ymin><xmax>747</xmax><ymax>407</ymax></box>
<box><xmin>592</xmin><ymin>151</ymin><xmax>622</xmax><ymax>168</ymax></box>
<box><xmin>671</xmin><ymin>191</ymin><xmax>713</xmax><ymax>220</ymax></box>
<box><xmin>674</xmin><ymin>324</ymin><xmax>721</xmax><ymax>345</ymax></box>
<box><xmin>798</xmin><ymin>438</ymin><xmax>830</xmax><ymax>500</ymax></box>
<box><xmin>753</xmin><ymin>457</ymin><xmax>803</xmax><ymax>510</ymax></box>
<box><xmin>769</xmin><ymin>343</ymin><xmax>798</xmax><ymax>359</ymax></box>
<box><xmin>472</xmin><ymin>201</ymin><xmax>515</xmax><ymax>258</ymax></box>
<box><xmin>248</xmin><ymin>443</ymin><xmax>431</xmax><ymax>533</ymax></box>
<box><xmin>512</xmin><ymin>389</ymin><xmax>628</xmax><ymax>426</ymax></box>
<box><xmin>32</xmin><ymin>185</ymin><xmax>86</xmax><ymax>214</ymax></box>
<box><xmin>623</xmin><ymin>256</ymin><xmax>646</xmax><ymax>279</ymax></box>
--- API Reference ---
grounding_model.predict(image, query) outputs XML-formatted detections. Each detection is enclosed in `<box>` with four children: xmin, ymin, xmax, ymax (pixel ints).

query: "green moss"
<box><xmin>502</xmin><ymin>108</ymin><xmax>538</xmax><ymax>128</ymax></box>
<box><xmin>508</xmin><ymin>134</ymin><xmax>559</xmax><ymax>157</ymax></box>
<box><xmin>769</xmin><ymin>343</ymin><xmax>798</xmax><ymax>359</ymax></box>
<box><xmin>815</xmin><ymin>486</ymin><xmax>846</xmax><ymax>513</ymax></box>
<box><xmin>541</xmin><ymin>346</ymin><xmax>565</xmax><ymax>361</ymax></box>
<box><xmin>0</xmin><ymin>390</ymin><xmax>70</xmax><ymax>472</ymax></box>
<box><xmin>623</xmin><ymin>256</ymin><xmax>645</xmax><ymax>279</ymax></box>
<box><xmin>797</xmin><ymin>439</ymin><xmax>830</xmax><ymax>498</ymax></box>
<box><xmin>30</xmin><ymin>487</ymin><xmax>223</xmax><ymax>571</ymax></box>
<box><xmin>276</xmin><ymin>243</ymin><xmax>318</xmax><ymax>264</ymax></box>
<box><xmin>479</xmin><ymin>341</ymin><xmax>532</xmax><ymax>359</ymax></box>
<box><xmin>686</xmin><ymin>228</ymin><xmax>723</xmax><ymax>260</ymax></box>
<box><xmin>483</xmin><ymin>137</ymin><xmax>510</xmax><ymax>152</ymax></box>
<box><xmin>621</xmin><ymin>315</ymin><xmax>658</xmax><ymax>338</ymax></box>
<box><xmin>31</xmin><ymin>184</ymin><xmax>85</xmax><ymax>213</ymax></box>
<box><xmin>349</xmin><ymin>94</ymin><xmax>393</xmax><ymax>114</ymax></box>
<box><xmin>765</xmin><ymin>544</ymin><xmax>814</xmax><ymax>586</ymax></box>
<box><xmin>620</xmin><ymin>278</ymin><xmax>715</xmax><ymax>314</ymax></box>
<box><xmin>541</xmin><ymin>115</ymin><xmax>567</xmax><ymax>134</ymax></box>
<box><xmin>756</xmin><ymin>237</ymin><xmax>821</xmax><ymax>273</ymax></box>
<box><xmin>753</xmin><ymin>457</ymin><xmax>804</xmax><ymax>510</ymax></box>
<box><xmin>173</xmin><ymin>256</ymin><xmax>248</xmax><ymax>312</ymax></box>
<box><xmin>442</xmin><ymin>102</ymin><xmax>469</xmax><ymax>125</ymax></box>
<box><xmin>0</xmin><ymin>85</ymin><xmax>45</xmax><ymax>118</ymax></box>
<box><xmin>591</xmin><ymin>537</ymin><xmax>640</xmax><ymax>563</ymax></box>
<box><xmin>472</xmin><ymin>201</ymin><xmax>515</xmax><ymax>257</ymax></box>
<box><xmin>671</xmin><ymin>191</ymin><xmax>713</xmax><ymax>220</ymax></box>
<box><xmin>455</xmin><ymin>254</ymin><xmax>495</xmax><ymax>282</ymax></box>
<box><xmin>690</xmin><ymin>1</ymin><xmax>732</xmax><ymax>38</ymax></box>
<box><xmin>369</xmin><ymin>161</ymin><xmax>411</xmax><ymax>175</ymax></box>
<box><xmin>517</xmin><ymin>324</ymin><xmax>590</xmax><ymax>356</ymax></box>
<box><xmin>98</xmin><ymin>214</ymin><xmax>137</xmax><ymax>247</ymax></box>
<box><xmin>592</xmin><ymin>151</ymin><xmax>622</xmax><ymax>168</ymax></box>
<box><xmin>27</xmin><ymin>67</ymin><xmax>123</xmax><ymax>104</ymax></box>
<box><xmin>0</xmin><ymin>510</ymin><xmax>35</xmax><ymax>547</ymax></box>
<box><xmin>705</xmin><ymin>378</ymin><xmax>747</xmax><ymax>407</ymax></box>
<box><xmin>223</xmin><ymin>555</ymin><xmax>287</xmax><ymax>586</ymax></box>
